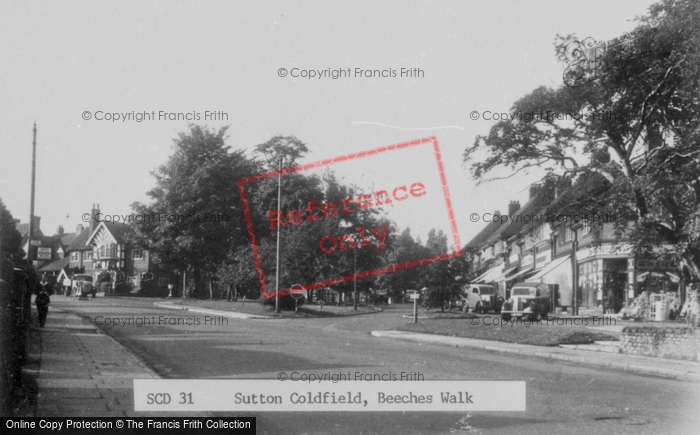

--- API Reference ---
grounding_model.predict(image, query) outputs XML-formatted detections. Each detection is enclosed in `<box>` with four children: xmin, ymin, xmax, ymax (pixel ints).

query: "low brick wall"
<box><xmin>621</xmin><ymin>326</ymin><xmax>700</xmax><ymax>362</ymax></box>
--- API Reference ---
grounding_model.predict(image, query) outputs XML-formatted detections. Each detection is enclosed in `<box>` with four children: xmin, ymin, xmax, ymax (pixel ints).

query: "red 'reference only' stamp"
<box><xmin>238</xmin><ymin>136</ymin><xmax>462</xmax><ymax>299</ymax></box>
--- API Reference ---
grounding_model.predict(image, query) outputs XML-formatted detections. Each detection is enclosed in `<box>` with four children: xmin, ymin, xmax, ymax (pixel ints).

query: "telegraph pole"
<box><xmin>275</xmin><ymin>153</ymin><xmax>282</xmax><ymax>314</ymax></box>
<box><xmin>28</xmin><ymin>122</ymin><xmax>37</xmax><ymax>267</ymax></box>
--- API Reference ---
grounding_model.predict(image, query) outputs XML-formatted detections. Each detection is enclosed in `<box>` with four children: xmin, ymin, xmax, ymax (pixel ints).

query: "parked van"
<box><xmin>72</xmin><ymin>274</ymin><xmax>94</xmax><ymax>298</ymax></box>
<box><xmin>460</xmin><ymin>284</ymin><xmax>503</xmax><ymax>313</ymax></box>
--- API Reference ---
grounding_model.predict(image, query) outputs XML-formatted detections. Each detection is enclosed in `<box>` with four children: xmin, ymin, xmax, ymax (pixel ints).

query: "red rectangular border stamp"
<box><xmin>238</xmin><ymin>136</ymin><xmax>462</xmax><ymax>299</ymax></box>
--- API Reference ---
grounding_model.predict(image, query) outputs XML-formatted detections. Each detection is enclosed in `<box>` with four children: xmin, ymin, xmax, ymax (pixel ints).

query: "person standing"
<box><xmin>35</xmin><ymin>287</ymin><xmax>51</xmax><ymax>327</ymax></box>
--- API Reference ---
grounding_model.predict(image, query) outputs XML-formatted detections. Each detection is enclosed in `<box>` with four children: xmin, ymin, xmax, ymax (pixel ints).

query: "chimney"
<box><xmin>508</xmin><ymin>201</ymin><xmax>520</xmax><ymax>216</ymax></box>
<box><xmin>529</xmin><ymin>184</ymin><xmax>542</xmax><ymax>200</ymax></box>
<box><xmin>90</xmin><ymin>204</ymin><xmax>99</xmax><ymax>233</ymax></box>
<box><xmin>76</xmin><ymin>224</ymin><xmax>84</xmax><ymax>234</ymax></box>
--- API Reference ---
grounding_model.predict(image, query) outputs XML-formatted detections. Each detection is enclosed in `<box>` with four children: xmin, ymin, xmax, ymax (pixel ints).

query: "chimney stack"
<box><xmin>76</xmin><ymin>224</ymin><xmax>84</xmax><ymax>234</ymax></box>
<box><xmin>90</xmin><ymin>204</ymin><xmax>99</xmax><ymax>233</ymax></box>
<box><xmin>529</xmin><ymin>184</ymin><xmax>542</xmax><ymax>200</ymax></box>
<box><xmin>508</xmin><ymin>201</ymin><xmax>521</xmax><ymax>216</ymax></box>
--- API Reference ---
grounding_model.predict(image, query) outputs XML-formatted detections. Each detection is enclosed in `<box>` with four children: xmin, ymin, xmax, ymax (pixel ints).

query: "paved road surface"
<box><xmin>52</xmin><ymin>297</ymin><xmax>699</xmax><ymax>434</ymax></box>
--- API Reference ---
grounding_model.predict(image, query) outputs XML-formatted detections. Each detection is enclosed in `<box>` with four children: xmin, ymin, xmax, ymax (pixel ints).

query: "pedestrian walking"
<box><xmin>35</xmin><ymin>287</ymin><xmax>51</xmax><ymax>327</ymax></box>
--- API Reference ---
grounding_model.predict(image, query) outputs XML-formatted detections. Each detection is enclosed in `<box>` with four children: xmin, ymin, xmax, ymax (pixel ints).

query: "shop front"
<box><xmin>575</xmin><ymin>243</ymin><xmax>633</xmax><ymax>314</ymax></box>
<box><xmin>575</xmin><ymin>243</ymin><xmax>680</xmax><ymax>315</ymax></box>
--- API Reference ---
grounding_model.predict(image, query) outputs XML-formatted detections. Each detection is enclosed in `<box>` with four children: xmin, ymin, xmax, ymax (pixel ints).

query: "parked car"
<box><xmin>72</xmin><ymin>274</ymin><xmax>95</xmax><ymax>298</ymax></box>
<box><xmin>501</xmin><ymin>281</ymin><xmax>551</xmax><ymax>320</ymax></box>
<box><xmin>461</xmin><ymin>284</ymin><xmax>504</xmax><ymax>313</ymax></box>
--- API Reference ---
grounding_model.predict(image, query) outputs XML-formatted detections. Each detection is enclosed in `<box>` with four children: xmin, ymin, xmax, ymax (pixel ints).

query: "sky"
<box><xmin>0</xmin><ymin>0</ymin><xmax>658</xmax><ymax>249</ymax></box>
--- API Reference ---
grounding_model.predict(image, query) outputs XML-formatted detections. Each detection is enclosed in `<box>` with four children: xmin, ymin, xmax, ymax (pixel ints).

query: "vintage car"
<box><xmin>72</xmin><ymin>274</ymin><xmax>95</xmax><ymax>298</ymax></box>
<box><xmin>462</xmin><ymin>284</ymin><xmax>504</xmax><ymax>313</ymax></box>
<box><xmin>501</xmin><ymin>281</ymin><xmax>551</xmax><ymax>320</ymax></box>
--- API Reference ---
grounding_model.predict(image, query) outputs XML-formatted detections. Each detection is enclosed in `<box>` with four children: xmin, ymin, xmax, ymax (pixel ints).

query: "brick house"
<box><xmin>57</xmin><ymin>205</ymin><xmax>174</xmax><ymax>296</ymax></box>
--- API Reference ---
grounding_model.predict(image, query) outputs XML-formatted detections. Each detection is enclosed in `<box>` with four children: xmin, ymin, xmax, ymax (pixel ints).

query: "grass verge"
<box><xmin>396</xmin><ymin>315</ymin><xmax>618</xmax><ymax>346</ymax></box>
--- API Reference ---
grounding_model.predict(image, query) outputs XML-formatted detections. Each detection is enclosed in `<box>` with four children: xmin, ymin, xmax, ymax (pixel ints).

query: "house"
<box><xmin>464</xmin><ymin>184</ymin><xmax>553</xmax><ymax>299</ymax></box>
<box><xmin>56</xmin><ymin>204</ymin><xmax>175</xmax><ymax>296</ymax></box>
<box><xmin>15</xmin><ymin>217</ymin><xmax>73</xmax><ymax>275</ymax></box>
<box><xmin>466</xmin><ymin>176</ymin><xmax>683</xmax><ymax>316</ymax></box>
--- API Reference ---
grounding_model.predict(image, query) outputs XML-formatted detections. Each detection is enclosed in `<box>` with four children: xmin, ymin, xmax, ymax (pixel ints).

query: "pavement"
<box><xmin>18</xmin><ymin>300</ymin><xmax>700</xmax><ymax>417</ymax></box>
<box><xmin>17</xmin><ymin>305</ymin><xmax>208</xmax><ymax>417</ymax></box>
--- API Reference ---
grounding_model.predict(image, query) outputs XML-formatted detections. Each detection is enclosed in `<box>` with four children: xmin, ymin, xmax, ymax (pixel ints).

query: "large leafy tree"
<box><xmin>131</xmin><ymin>125</ymin><xmax>259</xmax><ymax>297</ymax></box>
<box><xmin>376</xmin><ymin>227</ymin><xmax>430</xmax><ymax>301</ymax></box>
<box><xmin>0</xmin><ymin>199</ymin><xmax>24</xmax><ymax>264</ymax></box>
<box><xmin>464</xmin><ymin>0</ymin><xmax>700</xmax><ymax>281</ymax></box>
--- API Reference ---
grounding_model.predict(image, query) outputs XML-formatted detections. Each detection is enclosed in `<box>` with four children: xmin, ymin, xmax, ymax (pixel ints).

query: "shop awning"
<box><xmin>474</xmin><ymin>265</ymin><xmax>503</xmax><ymax>284</ymax></box>
<box><xmin>505</xmin><ymin>267</ymin><xmax>534</xmax><ymax>282</ymax></box>
<box><xmin>530</xmin><ymin>255</ymin><xmax>571</xmax><ymax>281</ymax></box>
<box><xmin>493</xmin><ymin>266</ymin><xmax>518</xmax><ymax>283</ymax></box>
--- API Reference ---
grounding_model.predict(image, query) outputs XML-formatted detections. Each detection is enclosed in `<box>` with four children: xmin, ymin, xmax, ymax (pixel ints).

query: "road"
<box><xmin>53</xmin><ymin>297</ymin><xmax>698</xmax><ymax>434</ymax></box>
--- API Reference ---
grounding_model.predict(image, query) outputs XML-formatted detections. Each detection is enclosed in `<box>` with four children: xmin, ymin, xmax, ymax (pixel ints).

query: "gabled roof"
<box><xmin>85</xmin><ymin>221</ymin><xmax>133</xmax><ymax>246</ymax></box>
<box><xmin>15</xmin><ymin>221</ymin><xmax>45</xmax><ymax>241</ymax></box>
<box><xmin>463</xmin><ymin>211</ymin><xmax>503</xmax><ymax>251</ymax></box>
<box><xmin>59</xmin><ymin>232</ymin><xmax>77</xmax><ymax>246</ymax></box>
<box><xmin>67</xmin><ymin>227</ymin><xmax>93</xmax><ymax>251</ymax></box>
<box><xmin>39</xmin><ymin>256</ymin><xmax>70</xmax><ymax>272</ymax></box>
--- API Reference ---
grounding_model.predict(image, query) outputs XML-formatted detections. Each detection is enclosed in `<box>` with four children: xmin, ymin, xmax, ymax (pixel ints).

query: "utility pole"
<box><xmin>571</xmin><ymin>223</ymin><xmax>581</xmax><ymax>316</ymax></box>
<box><xmin>28</xmin><ymin>122</ymin><xmax>37</xmax><ymax>267</ymax></box>
<box><xmin>353</xmin><ymin>248</ymin><xmax>358</xmax><ymax>310</ymax></box>
<box><xmin>275</xmin><ymin>153</ymin><xmax>282</xmax><ymax>314</ymax></box>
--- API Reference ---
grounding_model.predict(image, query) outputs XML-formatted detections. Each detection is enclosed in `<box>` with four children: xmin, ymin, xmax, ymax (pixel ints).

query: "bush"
<box><xmin>260</xmin><ymin>293</ymin><xmax>306</xmax><ymax>311</ymax></box>
<box><xmin>114</xmin><ymin>282</ymin><xmax>134</xmax><ymax>294</ymax></box>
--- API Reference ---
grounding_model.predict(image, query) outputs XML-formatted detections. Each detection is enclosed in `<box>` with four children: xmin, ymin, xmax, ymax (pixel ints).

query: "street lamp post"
<box><xmin>28</xmin><ymin>123</ymin><xmax>37</xmax><ymax>267</ymax></box>
<box><xmin>353</xmin><ymin>248</ymin><xmax>358</xmax><ymax>310</ymax></box>
<box><xmin>275</xmin><ymin>153</ymin><xmax>282</xmax><ymax>314</ymax></box>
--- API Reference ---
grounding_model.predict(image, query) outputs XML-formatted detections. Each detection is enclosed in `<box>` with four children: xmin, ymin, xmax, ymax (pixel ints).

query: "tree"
<box><xmin>131</xmin><ymin>125</ymin><xmax>259</xmax><ymax>298</ymax></box>
<box><xmin>463</xmin><ymin>0</ymin><xmax>700</xmax><ymax>281</ymax></box>
<box><xmin>420</xmin><ymin>229</ymin><xmax>461</xmax><ymax>311</ymax></box>
<box><xmin>376</xmin><ymin>227</ymin><xmax>430</xmax><ymax>302</ymax></box>
<box><xmin>0</xmin><ymin>199</ymin><xmax>24</xmax><ymax>264</ymax></box>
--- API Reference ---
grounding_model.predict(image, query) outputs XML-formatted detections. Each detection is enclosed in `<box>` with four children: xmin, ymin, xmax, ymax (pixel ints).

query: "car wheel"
<box><xmin>463</xmin><ymin>303</ymin><xmax>469</xmax><ymax>313</ymax></box>
<box><xmin>475</xmin><ymin>302</ymin><xmax>484</xmax><ymax>314</ymax></box>
<box><xmin>501</xmin><ymin>313</ymin><xmax>511</xmax><ymax>321</ymax></box>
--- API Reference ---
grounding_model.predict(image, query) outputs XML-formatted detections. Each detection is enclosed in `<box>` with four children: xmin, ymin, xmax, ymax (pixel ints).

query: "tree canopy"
<box><xmin>463</xmin><ymin>0</ymin><xmax>700</xmax><ymax>280</ymax></box>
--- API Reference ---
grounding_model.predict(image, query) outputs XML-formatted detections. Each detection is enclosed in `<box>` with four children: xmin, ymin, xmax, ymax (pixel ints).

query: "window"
<box><xmin>564</xmin><ymin>227</ymin><xmax>573</xmax><ymax>242</ymax></box>
<box><xmin>132</xmin><ymin>249</ymin><xmax>144</xmax><ymax>259</ymax></box>
<box><xmin>84</xmin><ymin>251</ymin><xmax>93</xmax><ymax>261</ymax></box>
<box><xmin>97</xmin><ymin>244</ymin><xmax>116</xmax><ymax>259</ymax></box>
<box><xmin>71</xmin><ymin>252</ymin><xmax>79</xmax><ymax>261</ymax></box>
<box><xmin>582</xmin><ymin>221</ymin><xmax>591</xmax><ymax>235</ymax></box>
